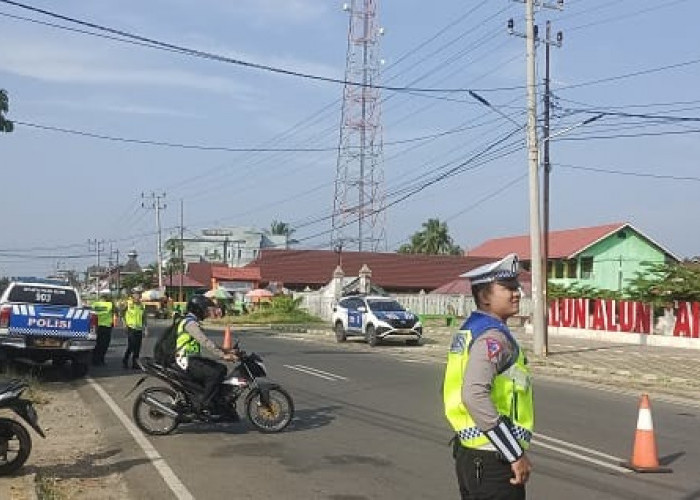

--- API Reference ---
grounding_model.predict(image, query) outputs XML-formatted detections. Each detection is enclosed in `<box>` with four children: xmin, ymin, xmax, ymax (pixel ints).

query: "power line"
<box><xmin>557</xmin><ymin>163</ymin><xmax>700</xmax><ymax>182</ymax></box>
<box><xmin>556</xmin><ymin>128</ymin><xmax>700</xmax><ymax>140</ymax></box>
<box><xmin>565</xmin><ymin>0</ymin><xmax>693</xmax><ymax>32</ymax></box>
<box><xmin>555</xmin><ymin>56</ymin><xmax>700</xmax><ymax>91</ymax></box>
<box><xmin>0</xmin><ymin>0</ymin><xmax>525</xmax><ymax>94</ymax></box>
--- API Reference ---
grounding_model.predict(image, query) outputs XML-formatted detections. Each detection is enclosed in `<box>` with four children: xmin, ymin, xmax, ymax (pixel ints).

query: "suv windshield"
<box><xmin>7</xmin><ymin>285</ymin><xmax>79</xmax><ymax>307</ymax></box>
<box><xmin>367</xmin><ymin>300</ymin><xmax>405</xmax><ymax>312</ymax></box>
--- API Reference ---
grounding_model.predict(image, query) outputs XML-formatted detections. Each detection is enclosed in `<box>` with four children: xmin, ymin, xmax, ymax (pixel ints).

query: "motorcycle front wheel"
<box><xmin>133</xmin><ymin>387</ymin><xmax>180</xmax><ymax>436</ymax></box>
<box><xmin>245</xmin><ymin>387</ymin><xmax>294</xmax><ymax>433</ymax></box>
<box><xmin>0</xmin><ymin>417</ymin><xmax>32</xmax><ymax>475</ymax></box>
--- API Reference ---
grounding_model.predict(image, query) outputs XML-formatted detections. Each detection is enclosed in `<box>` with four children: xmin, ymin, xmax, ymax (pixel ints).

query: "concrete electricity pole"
<box><xmin>509</xmin><ymin>0</ymin><xmax>563</xmax><ymax>358</ymax></box>
<box><xmin>524</xmin><ymin>0</ymin><xmax>546</xmax><ymax>358</ymax></box>
<box><xmin>87</xmin><ymin>238</ymin><xmax>105</xmax><ymax>298</ymax></box>
<box><xmin>142</xmin><ymin>192</ymin><xmax>167</xmax><ymax>290</ymax></box>
<box><xmin>542</xmin><ymin>20</ymin><xmax>563</xmax><ymax>354</ymax></box>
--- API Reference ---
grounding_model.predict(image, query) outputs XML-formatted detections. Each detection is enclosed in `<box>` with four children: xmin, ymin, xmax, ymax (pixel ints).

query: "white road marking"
<box><xmin>87</xmin><ymin>377</ymin><xmax>195</xmax><ymax>500</ymax></box>
<box><xmin>535</xmin><ymin>433</ymin><xmax>624</xmax><ymax>462</ymax></box>
<box><xmin>284</xmin><ymin>364</ymin><xmax>347</xmax><ymax>380</ymax></box>
<box><xmin>532</xmin><ymin>433</ymin><xmax>631</xmax><ymax>474</ymax></box>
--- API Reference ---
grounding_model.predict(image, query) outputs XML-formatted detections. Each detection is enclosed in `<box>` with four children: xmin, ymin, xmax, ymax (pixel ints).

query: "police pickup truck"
<box><xmin>0</xmin><ymin>279</ymin><xmax>97</xmax><ymax>377</ymax></box>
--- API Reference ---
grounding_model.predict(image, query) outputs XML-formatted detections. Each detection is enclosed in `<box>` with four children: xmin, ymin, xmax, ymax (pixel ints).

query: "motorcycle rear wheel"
<box><xmin>0</xmin><ymin>418</ymin><xmax>32</xmax><ymax>475</ymax></box>
<box><xmin>133</xmin><ymin>387</ymin><xmax>180</xmax><ymax>436</ymax></box>
<box><xmin>245</xmin><ymin>387</ymin><xmax>294</xmax><ymax>433</ymax></box>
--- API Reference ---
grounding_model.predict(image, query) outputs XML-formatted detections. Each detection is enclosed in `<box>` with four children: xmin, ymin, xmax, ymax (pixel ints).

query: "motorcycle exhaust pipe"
<box><xmin>141</xmin><ymin>394</ymin><xmax>179</xmax><ymax>419</ymax></box>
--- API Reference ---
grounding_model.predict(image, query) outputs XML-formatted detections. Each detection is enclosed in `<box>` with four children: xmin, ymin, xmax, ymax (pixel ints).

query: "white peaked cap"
<box><xmin>460</xmin><ymin>253</ymin><xmax>519</xmax><ymax>285</ymax></box>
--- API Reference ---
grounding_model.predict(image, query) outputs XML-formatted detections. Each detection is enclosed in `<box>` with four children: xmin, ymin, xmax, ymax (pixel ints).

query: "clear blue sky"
<box><xmin>1</xmin><ymin>0</ymin><xmax>698</xmax><ymax>277</ymax></box>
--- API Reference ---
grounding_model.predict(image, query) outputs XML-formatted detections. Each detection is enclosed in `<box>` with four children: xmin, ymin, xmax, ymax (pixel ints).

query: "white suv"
<box><xmin>331</xmin><ymin>295</ymin><xmax>422</xmax><ymax>347</ymax></box>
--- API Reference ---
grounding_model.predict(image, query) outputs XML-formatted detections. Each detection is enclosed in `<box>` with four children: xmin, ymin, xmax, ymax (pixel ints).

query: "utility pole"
<box><xmin>179</xmin><ymin>199</ymin><xmax>184</xmax><ymax>303</ymax></box>
<box><xmin>87</xmin><ymin>239</ymin><xmax>105</xmax><ymax>298</ymax></box>
<box><xmin>542</xmin><ymin>19</ymin><xmax>563</xmax><ymax>355</ymax></box>
<box><xmin>525</xmin><ymin>0</ymin><xmax>545</xmax><ymax>358</ymax></box>
<box><xmin>509</xmin><ymin>0</ymin><xmax>563</xmax><ymax>358</ymax></box>
<box><xmin>142</xmin><ymin>192</ymin><xmax>167</xmax><ymax>290</ymax></box>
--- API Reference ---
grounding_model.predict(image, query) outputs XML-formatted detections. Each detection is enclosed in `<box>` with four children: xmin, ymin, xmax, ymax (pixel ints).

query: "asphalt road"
<box><xmin>75</xmin><ymin>324</ymin><xmax>700</xmax><ymax>500</ymax></box>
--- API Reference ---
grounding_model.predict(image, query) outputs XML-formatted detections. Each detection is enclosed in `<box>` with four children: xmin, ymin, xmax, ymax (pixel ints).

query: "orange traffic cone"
<box><xmin>222</xmin><ymin>325</ymin><xmax>233</xmax><ymax>351</ymax></box>
<box><xmin>622</xmin><ymin>394</ymin><xmax>671</xmax><ymax>473</ymax></box>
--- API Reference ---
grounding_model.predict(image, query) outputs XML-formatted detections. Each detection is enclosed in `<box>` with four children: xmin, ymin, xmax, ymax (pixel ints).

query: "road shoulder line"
<box><xmin>86</xmin><ymin>377</ymin><xmax>194</xmax><ymax>500</ymax></box>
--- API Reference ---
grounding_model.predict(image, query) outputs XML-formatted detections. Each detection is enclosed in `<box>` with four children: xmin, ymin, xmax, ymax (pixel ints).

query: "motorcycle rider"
<box><xmin>175</xmin><ymin>295</ymin><xmax>237</xmax><ymax>415</ymax></box>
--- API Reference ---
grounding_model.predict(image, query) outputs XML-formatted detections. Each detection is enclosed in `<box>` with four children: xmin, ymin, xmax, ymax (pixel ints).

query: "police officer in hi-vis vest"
<box><xmin>443</xmin><ymin>254</ymin><xmax>533</xmax><ymax>499</ymax></box>
<box><xmin>123</xmin><ymin>290</ymin><xmax>148</xmax><ymax>369</ymax></box>
<box><xmin>91</xmin><ymin>293</ymin><xmax>114</xmax><ymax>366</ymax></box>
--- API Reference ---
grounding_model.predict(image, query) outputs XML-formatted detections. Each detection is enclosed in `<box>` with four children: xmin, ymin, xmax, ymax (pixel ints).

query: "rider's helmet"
<box><xmin>186</xmin><ymin>295</ymin><xmax>215</xmax><ymax>321</ymax></box>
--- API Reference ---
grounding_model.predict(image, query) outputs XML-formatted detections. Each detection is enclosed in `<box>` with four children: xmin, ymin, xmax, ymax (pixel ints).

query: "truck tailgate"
<box><xmin>8</xmin><ymin>304</ymin><xmax>92</xmax><ymax>337</ymax></box>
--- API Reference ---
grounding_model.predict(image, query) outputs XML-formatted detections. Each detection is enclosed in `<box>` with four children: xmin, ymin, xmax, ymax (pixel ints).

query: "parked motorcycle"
<box><xmin>0</xmin><ymin>379</ymin><xmax>45</xmax><ymax>475</ymax></box>
<box><xmin>129</xmin><ymin>344</ymin><xmax>294</xmax><ymax>435</ymax></box>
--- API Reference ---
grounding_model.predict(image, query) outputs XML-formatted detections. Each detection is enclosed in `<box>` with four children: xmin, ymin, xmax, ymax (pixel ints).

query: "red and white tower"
<box><xmin>331</xmin><ymin>0</ymin><xmax>386</xmax><ymax>252</ymax></box>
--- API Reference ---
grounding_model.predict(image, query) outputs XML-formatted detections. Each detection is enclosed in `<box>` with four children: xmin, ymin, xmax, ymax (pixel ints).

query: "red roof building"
<box><xmin>187</xmin><ymin>262</ymin><xmax>261</xmax><ymax>292</ymax></box>
<box><xmin>246</xmin><ymin>249</ymin><xmax>495</xmax><ymax>292</ymax></box>
<box><xmin>466</xmin><ymin>222</ymin><xmax>679</xmax><ymax>292</ymax></box>
<box><xmin>467</xmin><ymin>222</ymin><xmax>632</xmax><ymax>260</ymax></box>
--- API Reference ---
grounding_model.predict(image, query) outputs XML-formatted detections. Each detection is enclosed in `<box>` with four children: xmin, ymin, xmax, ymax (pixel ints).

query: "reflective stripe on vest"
<box><xmin>443</xmin><ymin>329</ymin><xmax>534</xmax><ymax>450</ymax></box>
<box><xmin>92</xmin><ymin>301</ymin><xmax>114</xmax><ymax>327</ymax></box>
<box><xmin>125</xmin><ymin>303</ymin><xmax>145</xmax><ymax>329</ymax></box>
<box><xmin>176</xmin><ymin>317</ymin><xmax>201</xmax><ymax>357</ymax></box>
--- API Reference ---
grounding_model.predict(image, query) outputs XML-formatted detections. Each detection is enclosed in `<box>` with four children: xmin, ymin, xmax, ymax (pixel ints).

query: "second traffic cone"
<box><xmin>222</xmin><ymin>325</ymin><xmax>233</xmax><ymax>351</ymax></box>
<box><xmin>622</xmin><ymin>394</ymin><xmax>671</xmax><ymax>473</ymax></box>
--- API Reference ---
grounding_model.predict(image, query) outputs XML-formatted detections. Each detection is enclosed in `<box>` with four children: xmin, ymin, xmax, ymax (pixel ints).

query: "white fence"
<box><xmin>295</xmin><ymin>291</ymin><xmax>533</xmax><ymax>322</ymax></box>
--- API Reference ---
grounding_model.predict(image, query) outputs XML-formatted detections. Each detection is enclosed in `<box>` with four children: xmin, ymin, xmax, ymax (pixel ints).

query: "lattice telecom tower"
<box><xmin>331</xmin><ymin>0</ymin><xmax>386</xmax><ymax>252</ymax></box>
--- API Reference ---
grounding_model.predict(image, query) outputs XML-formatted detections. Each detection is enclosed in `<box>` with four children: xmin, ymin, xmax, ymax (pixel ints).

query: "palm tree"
<box><xmin>0</xmin><ymin>89</ymin><xmax>14</xmax><ymax>133</ymax></box>
<box><xmin>397</xmin><ymin>218</ymin><xmax>462</xmax><ymax>255</ymax></box>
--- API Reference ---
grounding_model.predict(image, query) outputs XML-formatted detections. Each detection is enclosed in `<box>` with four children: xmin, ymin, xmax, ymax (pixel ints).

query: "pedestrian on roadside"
<box><xmin>91</xmin><ymin>292</ymin><xmax>114</xmax><ymax>366</ymax></box>
<box><xmin>443</xmin><ymin>253</ymin><xmax>534</xmax><ymax>499</ymax></box>
<box><xmin>123</xmin><ymin>290</ymin><xmax>148</xmax><ymax>369</ymax></box>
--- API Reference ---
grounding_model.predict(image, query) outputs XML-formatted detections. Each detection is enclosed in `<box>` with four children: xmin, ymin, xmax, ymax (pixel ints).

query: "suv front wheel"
<box><xmin>366</xmin><ymin>325</ymin><xmax>378</xmax><ymax>347</ymax></box>
<box><xmin>334</xmin><ymin>322</ymin><xmax>347</xmax><ymax>343</ymax></box>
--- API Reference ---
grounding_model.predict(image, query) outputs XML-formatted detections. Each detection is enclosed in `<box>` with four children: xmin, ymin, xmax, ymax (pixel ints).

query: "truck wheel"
<box><xmin>70</xmin><ymin>362</ymin><xmax>89</xmax><ymax>378</ymax></box>
<box><xmin>334</xmin><ymin>322</ymin><xmax>347</xmax><ymax>343</ymax></box>
<box><xmin>70</xmin><ymin>354</ymin><xmax>90</xmax><ymax>378</ymax></box>
<box><xmin>366</xmin><ymin>325</ymin><xmax>378</xmax><ymax>347</ymax></box>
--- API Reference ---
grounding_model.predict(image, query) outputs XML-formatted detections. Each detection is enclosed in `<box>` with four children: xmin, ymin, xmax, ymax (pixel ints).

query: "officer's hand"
<box><xmin>222</xmin><ymin>352</ymin><xmax>237</xmax><ymax>362</ymax></box>
<box><xmin>510</xmin><ymin>454</ymin><xmax>532</xmax><ymax>485</ymax></box>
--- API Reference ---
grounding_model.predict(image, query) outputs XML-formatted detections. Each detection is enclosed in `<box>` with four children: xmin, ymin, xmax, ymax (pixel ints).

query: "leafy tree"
<box><xmin>121</xmin><ymin>267</ymin><xmax>156</xmax><ymax>292</ymax></box>
<box><xmin>546</xmin><ymin>261</ymin><xmax>700</xmax><ymax>305</ymax></box>
<box><xmin>164</xmin><ymin>238</ymin><xmax>186</xmax><ymax>274</ymax></box>
<box><xmin>269</xmin><ymin>220</ymin><xmax>298</xmax><ymax>245</ymax></box>
<box><xmin>397</xmin><ymin>218</ymin><xmax>462</xmax><ymax>255</ymax></box>
<box><xmin>1</xmin><ymin>90</ymin><xmax>13</xmax><ymax>133</ymax></box>
<box><xmin>624</xmin><ymin>262</ymin><xmax>700</xmax><ymax>305</ymax></box>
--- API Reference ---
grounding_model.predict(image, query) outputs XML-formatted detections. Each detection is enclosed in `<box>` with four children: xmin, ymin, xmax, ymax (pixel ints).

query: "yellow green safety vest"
<box><xmin>125</xmin><ymin>303</ymin><xmax>145</xmax><ymax>329</ymax></box>
<box><xmin>176</xmin><ymin>317</ymin><xmax>201</xmax><ymax>357</ymax></box>
<box><xmin>92</xmin><ymin>301</ymin><xmax>114</xmax><ymax>327</ymax></box>
<box><xmin>443</xmin><ymin>327</ymin><xmax>534</xmax><ymax>450</ymax></box>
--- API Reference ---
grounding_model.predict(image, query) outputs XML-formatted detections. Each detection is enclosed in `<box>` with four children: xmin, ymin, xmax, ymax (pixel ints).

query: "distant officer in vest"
<box><xmin>176</xmin><ymin>295</ymin><xmax>237</xmax><ymax>415</ymax></box>
<box><xmin>91</xmin><ymin>293</ymin><xmax>114</xmax><ymax>366</ymax></box>
<box><xmin>443</xmin><ymin>253</ymin><xmax>533</xmax><ymax>499</ymax></box>
<box><xmin>123</xmin><ymin>290</ymin><xmax>148</xmax><ymax>369</ymax></box>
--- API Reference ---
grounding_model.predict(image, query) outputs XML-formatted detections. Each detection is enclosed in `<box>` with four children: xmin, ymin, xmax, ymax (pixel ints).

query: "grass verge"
<box><xmin>35</xmin><ymin>474</ymin><xmax>67</xmax><ymax>500</ymax></box>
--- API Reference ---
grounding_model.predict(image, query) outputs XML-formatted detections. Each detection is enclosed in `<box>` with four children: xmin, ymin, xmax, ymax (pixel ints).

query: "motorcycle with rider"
<box><xmin>130</xmin><ymin>295</ymin><xmax>293</xmax><ymax>434</ymax></box>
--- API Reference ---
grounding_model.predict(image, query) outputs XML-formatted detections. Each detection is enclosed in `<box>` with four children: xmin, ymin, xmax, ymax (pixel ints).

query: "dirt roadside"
<box><xmin>0</xmin><ymin>383</ymin><xmax>132</xmax><ymax>500</ymax></box>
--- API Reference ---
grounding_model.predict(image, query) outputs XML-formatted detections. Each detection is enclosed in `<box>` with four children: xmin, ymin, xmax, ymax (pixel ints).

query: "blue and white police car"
<box><xmin>331</xmin><ymin>294</ymin><xmax>422</xmax><ymax>347</ymax></box>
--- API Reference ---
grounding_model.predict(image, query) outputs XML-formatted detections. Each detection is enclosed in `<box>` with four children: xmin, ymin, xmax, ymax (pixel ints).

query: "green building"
<box><xmin>467</xmin><ymin>222</ymin><xmax>680</xmax><ymax>292</ymax></box>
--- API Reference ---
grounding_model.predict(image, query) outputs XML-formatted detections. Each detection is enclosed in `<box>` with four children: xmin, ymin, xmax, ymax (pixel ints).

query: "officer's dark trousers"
<box><xmin>93</xmin><ymin>326</ymin><xmax>112</xmax><ymax>364</ymax></box>
<box><xmin>454</xmin><ymin>444</ymin><xmax>525</xmax><ymax>500</ymax></box>
<box><xmin>123</xmin><ymin>328</ymin><xmax>143</xmax><ymax>366</ymax></box>
<box><xmin>186</xmin><ymin>357</ymin><xmax>227</xmax><ymax>409</ymax></box>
